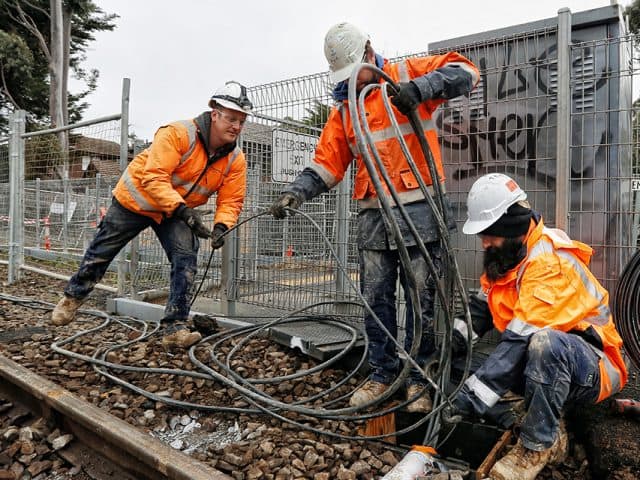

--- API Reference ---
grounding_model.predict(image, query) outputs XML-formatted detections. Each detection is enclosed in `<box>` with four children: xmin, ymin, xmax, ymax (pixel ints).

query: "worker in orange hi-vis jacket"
<box><xmin>445</xmin><ymin>173</ymin><xmax>628</xmax><ymax>480</ymax></box>
<box><xmin>51</xmin><ymin>81</ymin><xmax>252</xmax><ymax>350</ymax></box>
<box><xmin>270</xmin><ymin>22</ymin><xmax>479</xmax><ymax>414</ymax></box>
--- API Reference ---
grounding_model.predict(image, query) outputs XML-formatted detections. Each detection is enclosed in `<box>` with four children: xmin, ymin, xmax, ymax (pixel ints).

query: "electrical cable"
<box><xmin>346</xmin><ymin>63</ymin><xmax>473</xmax><ymax>446</ymax></box>
<box><xmin>3</xmin><ymin>190</ymin><xmax>463</xmax><ymax>443</ymax></box>
<box><xmin>613</xmin><ymin>248</ymin><xmax>640</xmax><ymax>370</ymax></box>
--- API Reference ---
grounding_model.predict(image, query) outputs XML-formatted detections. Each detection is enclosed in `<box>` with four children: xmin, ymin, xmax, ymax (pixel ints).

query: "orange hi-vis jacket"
<box><xmin>309</xmin><ymin>53</ymin><xmax>479</xmax><ymax>208</ymax></box>
<box><xmin>112</xmin><ymin>116</ymin><xmax>246</xmax><ymax>229</ymax></box>
<box><xmin>478</xmin><ymin>219</ymin><xmax>627</xmax><ymax>403</ymax></box>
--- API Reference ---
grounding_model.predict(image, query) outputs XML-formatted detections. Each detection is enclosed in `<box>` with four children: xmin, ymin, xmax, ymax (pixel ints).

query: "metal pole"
<box><xmin>95</xmin><ymin>173</ymin><xmax>101</xmax><ymax>227</ymax></box>
<box><xmin>282</xmin><ymin>219</ymin><xmax>289</xmax><ymax>258</ymax></box>
<box><xmin>83</xmin><ymin>184</ymin><xmax>91</xmax><ymax>250</ymax></box>
<box><xmin>117</xmin><ymin>78</ymin><xmax>131</xmax><ymax>295</ymax></box>
<box><xmin>334</xmin><ymin>166</ymin><xmax>352</xmax><ymax>314</ymax></box>
<box><xmin>129</xmin><ymin>141</ymin><xmax>146</xmax><ymax>300</ymax></box>
<box><xmin>8</xmin><ymin>110</ymin><xmax>25</xmax><ymax>284</ymax></box>
<box><xmin>119</xmin><ymin>79</ymin><xmax>130</xmax><ymax>172</ymax></box>
<box><xmin>555</xmin><ymin>8</ymin><xmax>572</xmax><ymax>231</ymax></box>
<box><xmin>634</xmin><ymin>189</ymin><xmax>640</xmax><ymax>250</ymax></box>
<box><xmin>221</xmin><ymin>233</ymin><xmax>239</xmax><ymax>316</ymax></box>
<box><xmin>35</xmin><ymin>178</ymin><xmax>41</xmax><ymax>249</ymax></box>
<box><xmin>62</xmin><ymin>173</ymin><xmax>69</xmax><ymax>253</ymax></box>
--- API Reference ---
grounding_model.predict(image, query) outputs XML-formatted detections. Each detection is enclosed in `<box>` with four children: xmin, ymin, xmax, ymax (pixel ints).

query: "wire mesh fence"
<box><xmin>2</xmin><ymin>115</ymin><xmax>123</xmax><ymax>284</ymax></box>
<box><xmin>432</xmin><ymin>27</ymin><xmax>560</xmax><ymax>291</ymax></box>
<box><xmin>568</xmin><ymin>35</ymin><xmax>635</xmax><ymax>291</ymax></box>
<box><xmin>226</xmin><ymin>77</ymin><xmax>362</xmax><ymax>316</ymax></box>
<box><xmin>224</xmin><ymin>24</ymin><xmax>638</xmax><ymax>318</ymax></box>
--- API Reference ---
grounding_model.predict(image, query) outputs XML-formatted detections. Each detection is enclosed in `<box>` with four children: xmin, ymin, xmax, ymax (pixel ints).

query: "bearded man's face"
<box><xmin>482</xmin><ymin>237</ymin><xmax>526</xmax><ymax>281</ymax></box>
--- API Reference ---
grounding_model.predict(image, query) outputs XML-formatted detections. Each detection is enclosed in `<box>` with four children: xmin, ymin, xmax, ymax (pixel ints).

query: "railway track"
<box><xmin>0</xmin><ymin>355</ymin><xmax>230</xmax><ymax>480</ymax></box>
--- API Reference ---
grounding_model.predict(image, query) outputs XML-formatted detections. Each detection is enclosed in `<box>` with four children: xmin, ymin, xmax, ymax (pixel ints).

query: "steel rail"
<box><xmin>0</xmin><ymin>355</ymin><xmax>231</xmax><ymax>480</ymax></box>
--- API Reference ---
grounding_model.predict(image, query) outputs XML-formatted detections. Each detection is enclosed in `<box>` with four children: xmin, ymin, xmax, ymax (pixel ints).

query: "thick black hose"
<box><xmin>613</xmin><ymin>249</ymin><xmax>640</xmax><ymax>370</ymax></box>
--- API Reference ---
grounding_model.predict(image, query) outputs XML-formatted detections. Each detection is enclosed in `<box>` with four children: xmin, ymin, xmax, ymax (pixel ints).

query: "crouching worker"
<box><xmin>446</xmin><ymin>173</ymin><xmax>627</xmax><ymax>480</ymax></box>
<box><xmin>51</xmin><ymin>81</ymin><xmax>252</xmax><ymax>349</ymax></box>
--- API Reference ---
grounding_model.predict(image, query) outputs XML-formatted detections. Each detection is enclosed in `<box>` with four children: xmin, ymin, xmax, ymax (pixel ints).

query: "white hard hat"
<box><xmin>209</xmin><ymin>81</ymin><xmax>253</xmax><ymax>115</ymax></box>
<box><xmin>324</xmin><ymin>22</ymin><xmax>369</xmax><ymax>84</ymax></box>
<box><xmin>463</xmin><ymin>173</ymin><xmax>528</xmax><ymax>235</ymax></box>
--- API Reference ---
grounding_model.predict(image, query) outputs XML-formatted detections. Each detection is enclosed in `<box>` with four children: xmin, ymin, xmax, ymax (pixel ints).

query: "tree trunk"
<box><xmin>50</xmin><ymin>0</ymin><xmax>68</xmax><ymax>169</ymax></box>
<box><xmin>62</xmin><ymin>6</ymin><xmax>71</xmax><ymax>127</ymax></box>
<box><xmin>49</xmin><ymin>0</ymin><xmax>64</xmax><ymax>130</ymax></box>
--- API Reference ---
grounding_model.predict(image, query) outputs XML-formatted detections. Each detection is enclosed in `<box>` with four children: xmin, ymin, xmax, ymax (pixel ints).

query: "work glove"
<box><xmin>270</xmin><ymin>192</ymin><xmax>302</xmax><ymax>219</ymax></box>
<box><xmin>451</xmin><ymin>328</ymin><xmax>468</xmax><ymax>356</ymax></box>
<box><xmin>441</xmin><ymin>403</ymin><xmax>464</xmax><ymax>425</ymax></box>
<box><xmin>211</xmin><ymin>223</ymin><xmax>228</xmax><ymax>250</ymax></box>
<box><xmin>388</xmin><ymin>81</ymin><xmax>422</xmax><ymax>116</ymax></box>
<box><xmin>174</xmin><ymin>204</ymin><xmax>212</xmax><ymax>239</ymax></box>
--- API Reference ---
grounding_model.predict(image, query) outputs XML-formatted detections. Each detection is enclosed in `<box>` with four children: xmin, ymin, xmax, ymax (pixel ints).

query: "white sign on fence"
<box><xmin>271</xmin><ymin>129</ymin><xmax>319</xmax><ymax>183</ymax></box>
<box><xmin>50</xmin><ymin>201</ymin><xmax>77</xmax><ymax>222</ymax></box>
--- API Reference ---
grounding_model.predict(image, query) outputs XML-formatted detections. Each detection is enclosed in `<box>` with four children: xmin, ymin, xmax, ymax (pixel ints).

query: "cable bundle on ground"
<box><xmin>613</xmin><ymin>249</ymin><xmax>640</xmax><ymax>371</ymax></box>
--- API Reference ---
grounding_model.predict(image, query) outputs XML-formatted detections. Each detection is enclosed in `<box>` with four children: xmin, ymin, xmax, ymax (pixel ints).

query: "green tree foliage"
<box><xmin>278</xmin><ymin>101</ymin><xmax>332</xmax><ymax>134</ymax></box>
<box><xmin>626</xmin><ymin>0</ymin><xmax>640</xmax><ymax>35</ymax></box>
<box><xmin>303</xmin><ymin>101</ymin><xmax>332</xmax><ymax>129</ymax></box>
<box><xmin>24</xmin><ymin>134</ymin><xmax>63</xmax><ymax>180</ymax></box>
<box><xmin>0</xmin><ymin>0</ymin><xmax>117</xmax><ymax>134</ymax></box>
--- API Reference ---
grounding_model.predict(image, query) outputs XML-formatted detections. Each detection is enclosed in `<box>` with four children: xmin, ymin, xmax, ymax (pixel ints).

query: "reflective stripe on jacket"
<box><xmin>464</xmin><ymin>219</ymin><xmax>627</xmax><ymax>409</ymax></box>
<box><xmin>112</xmin><ymin>118</ymin><xmax>246</xmax><ymax>228</ymax></box>
<box><xmin>309</xmin><ymin>53</ymin><xmax>479</xmax><ymax>207</ymax></box>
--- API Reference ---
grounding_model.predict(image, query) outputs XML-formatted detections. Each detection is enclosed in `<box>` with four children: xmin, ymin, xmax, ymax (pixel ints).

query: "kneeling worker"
<box><xmin>447</xmin><ymin>173</ymin><xmax>627</xmax><ymax>480</ymax></box>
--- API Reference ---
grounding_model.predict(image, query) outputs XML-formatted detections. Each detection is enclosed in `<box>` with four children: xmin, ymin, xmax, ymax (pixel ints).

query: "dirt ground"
<box><xmin>1</xmin><ymin>264</ymin><xmax>639</xmax><ymax>479</ymax></box>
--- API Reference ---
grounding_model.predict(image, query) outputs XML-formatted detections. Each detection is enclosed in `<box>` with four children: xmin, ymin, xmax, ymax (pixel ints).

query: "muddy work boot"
<box><xmin>548</xmin><ymin>420</ymin><xmax>568</xmax><ymax>465</ymax></box>
<box><xmin>489</xmin><ymin>423</ymin><xmax>567</xmax><ymax>480</ymax></box>
<box><xmin>161</xmin><ymin>326</ymin><xmax>202</xmax><ymax>350</ymax></box>
<box><xmin>406</xmin><ymin>384</ymin><xmax>433</xmax><ymax>413</ymax></box>
<box><xmin>51</xmin><ymin>295</ymin><xmax>84</xmax><ymax>326</ymax></box>
<box><xmin>349</xmin><ymin>380</ymin><xmax>388</xmax><ymax>408</ymax></box>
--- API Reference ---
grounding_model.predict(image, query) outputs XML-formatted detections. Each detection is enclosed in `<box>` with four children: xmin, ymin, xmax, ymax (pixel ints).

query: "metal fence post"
<box><xmin>95</xmin><ymin>173</ymin><xmax>101</xmax><ymax>227</ymax></box>
<box><xmin>334</xmin><ymin>166</ymin><xmax>352</xmax><ymax>314</ymax></box>
<box><xmin>62</xmin><ymin>173</ymin><xmax>69</xmax><ymax>252</ymax></box>
<box><xmin>117</xmin><ymin>78</ymin><xmax>131</xmax><ymax>295</ymax></box>
<box><xmin>221</xmin><ymin>233</ymin><xmax>239</xmax><ymax>316</ymax></box>
<box><xmin>35</xmin><ymin>178</ymin><xmax>41</xmax><ymax>249</ymax></box>
<box><xmin>129</xmin><ymin>140</ymin><xmax>146</xmax><ymax>298</ymax></box>
<box><xmin>8</xmin><ymin>110</ymin><xmax>26</xmax><ymax>284</ymax></box>
<box><xmin>556</xmin><ymin>8</ymin><xmax>572</xmax><ymax>231</ymax></box>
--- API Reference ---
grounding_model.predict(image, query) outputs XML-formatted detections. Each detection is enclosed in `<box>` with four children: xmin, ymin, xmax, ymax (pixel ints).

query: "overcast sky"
<box><xmin>76</xmin><ymin>0</ymin><xmax>632</xmax><ymax>141</ymax></box>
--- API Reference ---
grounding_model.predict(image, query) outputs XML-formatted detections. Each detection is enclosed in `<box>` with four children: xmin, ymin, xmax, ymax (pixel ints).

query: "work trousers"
<box><xmin>520</xmin><ymin>329</ymin><xmax>602</xmax><ymax>450</ymax></box>
<box><xmin>64</xmin><ymin>198</ymin><xmax>199</xmax><ymax>322</ymax></box>
<box><xmin>359</xmin><ymin>242</ymin><xmax>440</xmax><ymax>386</ymax></box>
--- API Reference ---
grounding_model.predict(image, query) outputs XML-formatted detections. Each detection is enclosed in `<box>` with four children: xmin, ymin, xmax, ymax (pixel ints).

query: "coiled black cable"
<box><xmin>613</xmin><ymin>249</ymin><xmax>640</xmax><ymax>370</ymax></box>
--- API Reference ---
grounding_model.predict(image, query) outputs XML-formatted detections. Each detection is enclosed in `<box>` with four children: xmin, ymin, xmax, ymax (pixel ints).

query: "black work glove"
<box><xmin>270</xmin><ymin>192</ymin><xmax>302</xmax><ymax>219</ymax></box>
<box><xmin>389</xmin><ymin>81</ymin><xmax>422</xmax><ymax>116</ymax></box>
<box><xmin>441</xmin><ymin>403</ymin><xmax>464</xmax><ymax>425</ymax></box>
<box><xmin>451</xmin><ymin>322</ymin><xmax>469</xmax><ymax>357</ymax></box>
<box><xmin>174</xmin><ymin>204</ymin><xmax>212</xmax><ymax>238</ymax></box>
<box><xmin>211</xmin><ymin>223</ymin><xmax>228</xmax><ymax>250</ymax></box>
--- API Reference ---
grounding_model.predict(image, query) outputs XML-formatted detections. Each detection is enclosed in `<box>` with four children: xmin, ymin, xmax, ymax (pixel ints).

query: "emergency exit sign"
<box><xmin>272</xmin><ymin>129</ymin><xmax>318</xmax><ymax>183</ymax></box>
